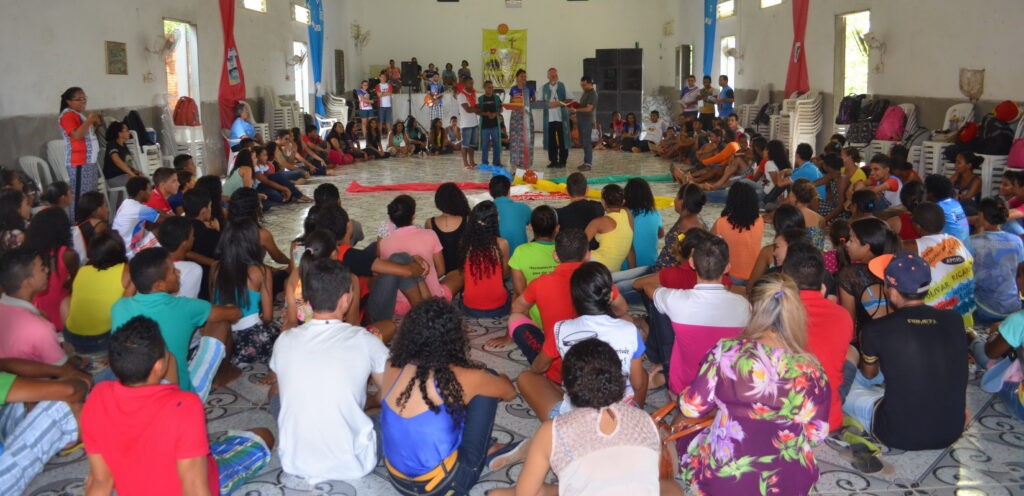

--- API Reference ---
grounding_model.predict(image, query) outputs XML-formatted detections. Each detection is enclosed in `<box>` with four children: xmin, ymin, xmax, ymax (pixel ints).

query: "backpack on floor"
<box><xmin>123</xmin><ymin>110</ymin><xmax>155</xmax><ymax>146</ymax></box>
<box><xmin>858</xmin><ymin>99</ymin><xmax>891</xmax><ymax>123</ymax></box>
<box><xmin>172</xmin><ymin>97</ymin><xmax>201</xmax><ymax>126</ymax></box>
<box><xmin>874</xmin><ymin>106</ymin><xmax>907</xmax><ymax>141</ymax></box>
<box><xmin>846</xmin><ymin>121</ymin><xmax>877</xmax><ymax>144</ymax></box>
<box><xmin>1008</xmin><ymin>139</ymin><xmax>1024</xmax><ymax>169</ymax></box>
<box><xmin>836</xmin><ymin>94</ymin><xmax>867</xmax><ymax>124</ymax></box>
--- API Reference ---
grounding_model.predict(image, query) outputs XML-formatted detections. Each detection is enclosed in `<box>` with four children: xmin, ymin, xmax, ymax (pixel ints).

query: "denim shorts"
<box><xmin>461</xmin><ymin>127</ymin><xmax>479</xmax><ymax>148</ymax></box>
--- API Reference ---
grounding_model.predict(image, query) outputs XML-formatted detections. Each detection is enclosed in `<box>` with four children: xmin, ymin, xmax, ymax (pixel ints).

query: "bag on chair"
<box><xmin>846</xmin><ymin>121</ymin><xmax>877</xmax><ymax>144</ymax></box>
<box><xmin>836</xmin><ymin>94</ymin><xmax>867</xmax><ymax>124</ymax></box>
<box><xmin>858</xmin><ymin>98</ymin><xmax>890</xmax><ymax>123</ymax></box>
<box><xmin>976</xmin><ymin>115</ymin><xmax>1014</xmax><ymax>155</ymax></box>
<box><xmin>651</xmin><ymin>402</ymin><xmax>714</xmax><ymax>480</ymax></box>
<box><xmin>1007</xmin><ymin>139</ymin><xmax>1024</xmax><ymax>169</ymax></box>
<box><xmin>123</xmin><ymin>110</ymin><xmax>155</xmax><ymax>146</ymax></box>
<box><xmin>874</xmin><ymin>106</ymin><xmax>907</xmax><ymax>141</ymax></box>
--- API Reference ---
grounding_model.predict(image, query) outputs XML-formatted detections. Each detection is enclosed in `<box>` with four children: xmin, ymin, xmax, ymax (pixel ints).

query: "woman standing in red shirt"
<box><xmin>58</xmin><ymin>87</ymin><xmax>101</xmax><ymax>215</ymax></box>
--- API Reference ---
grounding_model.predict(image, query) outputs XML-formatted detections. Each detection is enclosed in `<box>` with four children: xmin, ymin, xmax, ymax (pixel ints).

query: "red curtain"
<box><xmin>218</xmin><ymin>0</ymin><xmax>246</xmax><ymax>129</ymax></box>
<box><xmin>784</xmin><ymin>0</ymin><xmax>810</xmax><ymax>97</ymax></box>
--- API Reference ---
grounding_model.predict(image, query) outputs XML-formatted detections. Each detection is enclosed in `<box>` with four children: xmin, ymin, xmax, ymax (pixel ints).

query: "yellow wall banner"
<box><xmin>482</xmin><ymin>29</ymin><xmax>527</xmax><ymax>89</ymax></box>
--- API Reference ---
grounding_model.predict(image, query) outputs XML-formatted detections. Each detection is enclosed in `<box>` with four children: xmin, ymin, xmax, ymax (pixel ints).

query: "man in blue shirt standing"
<box><xmin>791</xmin><ymin>143</ymin><xmax>825</xmax><ymax>199</ymax></box>
<box><xmin>489</xmin><ymin>175</ymin><xmax>531</xmax><ymax>254</ymax></box>
<box><xmin>716</xmin><ymin>75</ymin><xmax>735</xmax><ymax>118</ymax></box>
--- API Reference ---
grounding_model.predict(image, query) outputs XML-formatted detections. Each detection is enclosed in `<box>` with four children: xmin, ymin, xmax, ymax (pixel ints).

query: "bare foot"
<box><xmin>258</xmin><ymin>371</ymin><xmax>277</xmax><ymax>386</ymax></box>
<box><xmin>213</xmin><ymin>362</ymin><xmax>242</xmax><ymax>389</ymax></box>
<box><xmin>485</xmin><ymin>335</ymin><xmax>514</xmax><ymax>351</ymax></box>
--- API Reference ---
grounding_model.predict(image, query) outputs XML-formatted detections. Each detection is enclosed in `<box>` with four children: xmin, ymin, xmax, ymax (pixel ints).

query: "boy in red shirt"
<box><xmin>144</xmin><ymin>167</ymin><xmax>180</xmax><ymax>215</ymax></box>
<box><xmin>83</xmin><ymin>316</ymin><xmax>274</xmax><ymax>495</ymax></box>
<box><xmin>782</xmin><ymin>242</ymin><xmax>854</xmax><ymax>432</ymax></box>
<box><xmin>510</xmin><ymin>229</ymin><xmax>627</xmax><ymax>420</ymax></box>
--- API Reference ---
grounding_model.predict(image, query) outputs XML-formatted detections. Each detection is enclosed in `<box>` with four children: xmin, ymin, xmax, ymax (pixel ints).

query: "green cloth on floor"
<box><xmin>547</xmin><ymin>173</ymin><xmax>675</xmax><ymax>185</ymax></box>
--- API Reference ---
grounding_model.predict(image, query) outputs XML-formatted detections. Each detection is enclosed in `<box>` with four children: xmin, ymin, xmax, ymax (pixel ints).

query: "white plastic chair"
<box><xmin>736</xmin><ymin>83</ymin><xmax>772</xmax><ymax>128</ymax></box>
<box><xmin>45</xmin><ymin>140</ymin><xmax>70</xmax><ymax>183</ymax></box>
<box><xmin>314</xmin><ymin>114</ymin><xmax>339</xmax><ymax>138</ymax></box>
<box><xmin>16</xmin><ymin>156</ymin><xmax>55</xmax><ymax>190</ymax></box>
<box><xmin>920</xmin><ymin>103</ymin><xmax>978</xmax><ymax>175</ymax></box>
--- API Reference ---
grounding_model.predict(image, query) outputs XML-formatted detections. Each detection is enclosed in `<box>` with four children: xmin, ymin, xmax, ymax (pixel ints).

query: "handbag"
<box><xmin>651</xmin><ymin>401</ymin><xmax>714</xmax><ymax>480</ymax></box>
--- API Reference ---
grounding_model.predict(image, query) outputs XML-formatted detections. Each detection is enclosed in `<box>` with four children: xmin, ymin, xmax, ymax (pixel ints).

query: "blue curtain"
<box><xmin>307</xmin><ymin>0</ymin><xmax>325</xmax><ymax>115</ymax></box>
<box><xmin>703</xmin><ymin>0</ymin><xmax>717</xmax><ymax>77</ymax></box>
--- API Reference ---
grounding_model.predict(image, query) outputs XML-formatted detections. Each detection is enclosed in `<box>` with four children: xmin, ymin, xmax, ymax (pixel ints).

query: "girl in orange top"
<box><xmin>460</xmin><ymin>200</ymin><xmax>511</xmax><ymax>317</ymax></box>
<box><xmin>712</xmin><ymin>181</ymin><xmax>764</xmax><ymax>287</ymax></box>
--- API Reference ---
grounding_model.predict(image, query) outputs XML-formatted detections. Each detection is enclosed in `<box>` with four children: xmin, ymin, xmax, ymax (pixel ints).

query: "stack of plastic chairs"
<box><xmin>737</xmin><ymin>83</ymin><xmax>772</xmax><ymax>129</ymax></box>
<box><xmin>770</xmin><ymin>92</ymin><xmax>823</xmax><ymax>160</ymax></box>
<box><xmin>324</xmin><ymin>93</ymin><xmax>349</xmax><ymax>129</ymax></box>
<box><xmin>261</xmin><ymin>87</ymin><xmax>304</xmax><ymax>138</ymax></box>
<box><xmin>981</xmin><ymin>118</ymin><xmax>1024</xmax><ymax>196</ymax></box>
<box><xmin>920</xmin><ymin>103</ymin><xmax>975</xmax><ymax>176</ymax></box>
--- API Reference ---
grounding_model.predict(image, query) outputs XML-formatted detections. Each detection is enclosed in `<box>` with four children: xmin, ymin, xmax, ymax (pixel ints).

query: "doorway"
<box><xmin>163</xmin><ymin>19</ymin><xmax>200</xmax><ymax>109</ymax></box>
<box><xmin>835</xmin><ymin>11</ymin><xmax>871</xmax><ymax>99</ymax></box>
<box><xmin>293</xmin><ymin>42</ymin><xmax>310</xmax><ymax>112</ymax></box>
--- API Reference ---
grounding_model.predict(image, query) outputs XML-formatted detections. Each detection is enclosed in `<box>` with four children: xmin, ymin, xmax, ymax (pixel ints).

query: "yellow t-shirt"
<box><xmin>65</xmin><ymin>263</ymin><xmax>125</xmax><ymax>336</ymax></box>
<box><xmin>592</xmin><ymin>210</ymin><xmax>634</xmax><ymax>271</ymax></box>
<box><xmin>850</xmin><ymin>167</ymin><xmax>867</xmax><ymax>185</ymax></box>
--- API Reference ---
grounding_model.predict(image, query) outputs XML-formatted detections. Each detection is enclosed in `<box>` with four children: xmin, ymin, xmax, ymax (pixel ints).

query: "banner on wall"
<box><xmin>482</xmin><ymin>29</ymin><xmax>527</xmax><ymax>89</ymax></box>
<box><xmin>702</xmin><ymin>0</ymin><xmax>717</xmax><ymax>77</ymax></box>
<box><xmin>784</xmin><ymin>0</ymin><xmax>811</xmax><ymax>97</ymax></box>
<box><xmin>307</xmin><ymin>0</ymin><xmax>325</xmax><ymax>115</ymax></box>
<box><xmin>218</xmin><ymin>0</ymin><xmax>246</xmax><ymax>129</ymax></box>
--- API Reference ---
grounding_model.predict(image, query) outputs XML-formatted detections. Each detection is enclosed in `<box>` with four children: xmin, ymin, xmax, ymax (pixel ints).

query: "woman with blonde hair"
<box><xmin>679</xmin><ymin>272</ymin><xmax>831</xmax><ymax>496</ymax></box>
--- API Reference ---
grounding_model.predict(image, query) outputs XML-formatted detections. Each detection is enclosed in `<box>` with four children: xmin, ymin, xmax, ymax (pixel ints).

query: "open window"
<box><xmin>835</xmin><ymin>10</ymin><xmax>871</xmax><ymax>98</ymax></box>
<box><xmin>720</xmin><ymin>36</ymin><xmax>736</xmax><ymax>85</ymax></box>
<box><xmin>717</xmin><ymin>0</ymin><xmax>735</xmax><ymax>19</ymax></box>
<box><xmin>292</xmin><ymin>41</ymin><xmax>311</xmax><ymax>112</ymax></box>
<box><xmin>163</xmin><ymin>19</ymin><xmax>200</xmax><ymax>111</ymax></box>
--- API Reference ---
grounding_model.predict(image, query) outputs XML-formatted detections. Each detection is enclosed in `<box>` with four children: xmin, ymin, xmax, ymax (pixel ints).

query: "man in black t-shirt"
<box><xmin>555</xmin><ymin>173</ymin><xmax>603</xmax><ymax>250</ymax></box>
<box><xmin>843</xmin><ymin>252</ymin><xmax>968</xmax><ymax>451</ymax></box>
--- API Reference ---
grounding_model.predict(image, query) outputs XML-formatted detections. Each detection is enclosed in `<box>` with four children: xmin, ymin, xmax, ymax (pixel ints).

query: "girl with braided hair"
<box><xmin>381</xmin><ymin>298</ymin><xmax>518</xmax><ymax>494</ymax></box>
<box><xmin>459</xmin><ymin>200</ymin><xmax>510</xmax><ymax>318</ymax></box>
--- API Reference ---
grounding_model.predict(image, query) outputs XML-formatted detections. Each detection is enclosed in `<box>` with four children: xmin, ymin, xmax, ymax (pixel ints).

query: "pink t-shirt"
<box><xmin>653</xmin><ymin>285</ymin><xmax>750</xmax><ymax>394</ymax></box>
<box><xmin>33</xmin><ymin>246</ymin><xmax>71</xmax><ymax>331</ymax></box>
<box><xmin>0</xmin><ymin>299</ymin><xmax>67</xmax><ymax>365</ymax></box>
<box><xmin>378</xmin><ymin>225</ymin><xmax>448</xmax><ymax>314</ymax></box>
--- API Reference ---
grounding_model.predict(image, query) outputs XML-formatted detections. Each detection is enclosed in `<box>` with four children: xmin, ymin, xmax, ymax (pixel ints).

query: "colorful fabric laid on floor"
<box><xmin>547</xmin><ymin>173</ymin><xmax>675</xmax><ymax>185</ymax></box>
<box><xmin>346</xmin><ymin>181</ymin><xmax>491</xmax><ymax>193</ymax></box>
<box><xmin>518</xmin><ymin>178</ymin><xmax>676</xmax><ymax>210</ymax></box>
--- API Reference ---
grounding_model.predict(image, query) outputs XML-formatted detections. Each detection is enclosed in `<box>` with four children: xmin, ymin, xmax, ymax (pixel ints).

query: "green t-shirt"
<box><xmin>0</xmin><ymin>372</ymin><xmax>15</xmax><ymax>405</ymax></box>
<box><xmin>509</xmin><ymin>241</ymin><xmax>558</xmax><ymax>324</ymax></box>
<box><xmin>111</xmin><ymin>292</ymin><xmax>212</xmax><ymax>392</ymax></box>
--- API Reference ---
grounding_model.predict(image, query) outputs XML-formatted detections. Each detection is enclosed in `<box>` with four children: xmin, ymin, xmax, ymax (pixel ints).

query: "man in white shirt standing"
<box><xmin>377</xmin><ymin>71</ymin><xmax>393</xmax><ymax>127</ymax></box>
<box><xmin>542</xmin><ymin>67</ymin><xmax>571</xmax><ymax>169</ymax></box>
<box><xmin>270</xmin><ymin>258</ymin><xmax>389</xmax><ymax>483</ymax></box>
<box><xmin>678</xmin><ymin>75</ymin><xmax>700</xmax><ymax>121</ymax></box>
<box><xmin>456</xmin><ymin>76</ymin><xmax>481</xmax><ymax>170</ymax></box>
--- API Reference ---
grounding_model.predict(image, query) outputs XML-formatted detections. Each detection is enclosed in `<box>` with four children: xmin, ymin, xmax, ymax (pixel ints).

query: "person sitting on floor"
<box><xmin>905</xmin><ymin>201</ymin><xmax>976</xmax><ymax>326</ymax></box>
<box><xmin>489</xmin><ymin>175</ymin><xmax>531</xmax><ymax>254</ymax></box>
<box><xmin>556</xmin><ymin>173</ymin><xmax>604</xmax><ymax>249</ymax></box>
<box><xmin>631</xmin><ymin>110</ymin><xmax>670</xmax><ymax>154</ymax></box>
<box><xmin>156</xmin><ymin>216</ymin><xmax>202</xmax><ymax>299</ymax></box>
<box><xmin>459</xmin><ymin>201</ymin><xmax>510</xmax><ymax>318</ymax></box>
<box><xmin>83</xmin><ymin>316</ymin><xmax>274</xmax><ymax>495</ymax></box>
<box><xmin>586</xmin><ymin>184</ymin><xmax>635</xmax><ymax>272</ymax></box>
<box><xmin>381</xmin><ymin>298</ymin><xmax>518</xmax><ymax>494</ymax></box>
<box><xmin>489</xmin><ymin>339</ymin><xmax>664</xmax><ymax>496</ymax></box>
<box><xmin>111</xmin><ymin>247</ymin><xmax>241</xmax><ymax>401</ymax></box>
<box><xmin>111</xmin><ymin>176</ymin><xmax>168</xmax><ymax>256</ymax></box>
<box><xmin>843</xmin><ymin>252</ymin><xmax>968</xmax><ymax>450</ymax></box>
<box><xmin>968</xmin><ymin>197</ymin><xmax>1024</xmax><ymax>325</ymax></box>
<box><xmin>0</xmin><ymin>357</ymin><xmax>89</xmax><ymax>494</ymax></box>
<box><xmin>271</xmin><ymin>258</ymin><xmax>389</xmax><ymax>483</ymax></box>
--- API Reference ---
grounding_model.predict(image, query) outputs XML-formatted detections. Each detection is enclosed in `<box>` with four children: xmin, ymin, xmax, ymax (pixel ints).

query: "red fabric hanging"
<box><xmin>218</xmin><ymin>0</ymin><xmax>246</xmax><ymax>129</ymax></box>
<box><xmin>784</xmin><ymin>0</ymin><xmax>810</xmax><ymax>97</ymax></box>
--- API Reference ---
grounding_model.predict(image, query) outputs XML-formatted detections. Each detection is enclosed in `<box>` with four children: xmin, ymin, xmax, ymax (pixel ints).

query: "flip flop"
<box><xmin>486</xmin><ymin>440</ymin><xmax>526</xmax><ymax>471</ymax></box>
<box><xmin>848</xmin><ymin>442</ymin><xmax>884</xmax><ymax>473</ymax></box>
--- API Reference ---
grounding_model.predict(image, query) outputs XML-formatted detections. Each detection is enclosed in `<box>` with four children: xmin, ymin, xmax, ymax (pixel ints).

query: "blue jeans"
<box><xmin>385</xmin><ymin>395</ymin><xmax>499</xmax><ymax>495</ymax></box>
<box><xmin>841</xmin><ymin>371</ymin><xmax>886</xmax><ymax>432</ymax></box>
<box><xmin>265</xmin><ymin>173</ymin><xmax>303</xmax><ymax>200</ymax></box>
<box><xmin>1005</xmin><ymin>219</ymin><xmax>1024</xmax><ymax>235</ymax></box>
<box><xmin>459</xmin><ymin>294</ymin><xmax>511</xmax><ymax>319</ymax></box>
<box><xmin>62</xmin><ymin>329</ymin><xmax>110</xmax><ymax>354</ymax></box>
<box><xmin>481</xmin><ymin>126</ymin><xmax>502</xmax><ymax>166</ymax></box>
<box><xmin>579</xmin><ymin>121</ymin><xmax>594</xmax><ymax>165</ymax></box>
<box><xmin>612</xmin><ymin>266</ymin><xmax>651</xmax><ymax>307</ymax></box>
<box><xmin>367</xmin><ymin>250</ymin><xmax>422</xmax><ymax>322</ymax></box>
<box><xmin>379</xmin><ymin>106</ymin><xmax>393</xmax><ymax>126</ymax></box>
<box><xmin>642</xmin><ymin>293</ymin><xmax>675</xmax><ymax>372</ymax></box>
<box><xmin>999</xmin><ymin>382</ymin><xmax>1024</xmax><ymax>421</ymax></box>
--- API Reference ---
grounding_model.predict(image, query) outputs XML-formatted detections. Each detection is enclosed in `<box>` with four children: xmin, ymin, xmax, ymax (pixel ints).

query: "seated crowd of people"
<box><xmin>2</xmin><ymin>89</ymin><xmax>1024</xmax><ymax>495</ymax></box>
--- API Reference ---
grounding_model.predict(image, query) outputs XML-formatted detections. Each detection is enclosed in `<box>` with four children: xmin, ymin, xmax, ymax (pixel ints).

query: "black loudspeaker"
<box><xmin>596</xmin><ymin>49</ymin><xmax>617</xmax><ymax>68</ymax></box>
<box><xmin>400</xmin><ymin>62</ymin><xmax>419</xmax><ymax>87</ymax></box>
<box><xmin>618</xmin><ymin>48</ymin><xmax>643</xmax><ymax>67</ymax></box>
<box><xmin>601</xmin><ymin>68</ymin><xmax>618</xmax><ymax>91</ymax></box>
<box><xmin>583</xmin><ymin>58</ymin><xmax>597</xmax><ymax>82</ymax></box>
<box><xmin>621</xmin><ymin>68</ymin><xmax>643</xmax><ymax>92</ymax></box>
<box><xmin>619</xmin><ymin>92</ymin><xmax>642</xmax><ymax>110</ymax></box>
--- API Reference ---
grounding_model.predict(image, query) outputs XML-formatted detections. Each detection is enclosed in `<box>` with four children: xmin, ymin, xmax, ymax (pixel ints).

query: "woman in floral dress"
<box><xmin>505</xmin><ymin>69</ymin><xmax>535</xmax><ymax>169</ymax></box>
<box><xmin>679</xmin><ymin>272</ymin><xmax>831</xmax><ymax>496</ymax></box>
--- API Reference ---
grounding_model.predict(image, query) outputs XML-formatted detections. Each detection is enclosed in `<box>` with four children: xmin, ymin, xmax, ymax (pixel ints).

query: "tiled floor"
<box><xmin>27</xmin><ymin>146</ymin><xmax>1024</xmax><ymax>495</ymax></box>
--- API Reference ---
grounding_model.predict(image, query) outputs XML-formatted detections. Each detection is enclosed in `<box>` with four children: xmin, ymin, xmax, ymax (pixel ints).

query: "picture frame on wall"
<box><xmin>105</xmin><ymin>41</ymin><xmax>127</xmax><ymax>75</ymax></box>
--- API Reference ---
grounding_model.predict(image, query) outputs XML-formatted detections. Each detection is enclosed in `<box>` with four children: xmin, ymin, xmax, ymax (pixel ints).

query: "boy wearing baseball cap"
<box><xmin>843</xmin><ymin>252</ymin><xmax>968</xmax><ymax>450</ymax></box>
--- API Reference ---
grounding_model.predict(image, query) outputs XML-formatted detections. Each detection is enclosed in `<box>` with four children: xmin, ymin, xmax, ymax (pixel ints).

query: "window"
<box><xmin>163</xmin><ymin>20</ymin><xmax>201</xmax><ymax>111</ymax></box>
<box><xmin>720</xmin><ymin>36</ymin><xmax>736</xmax><ymax>85</ymax></box>
<box><xmin>841</xmin><ymin>11</ymin><xmax>871</xmax><ymax>96</ymax></box>
<box><xmin>293</xmin><ymin>42</ymin><xmax>310</xmax><ymax>112</ymax></box>
<box><xmin>292</xmin><ymin>4</ymin><xmax>310</xmax><ymax>24</ymax></box>
<box><xmin>761</xmin><ymin>0</ymin><xmax>783</xmax><ymax>7</ymax></box>
<box><xmin>717</xmin><ymin>0</ymin><xmax>735</xmax><ymax>19</ymax></box>
<box><xmin>242</xmin><ymin>0</ymin><xmax>266</xmax><ymax>13</ymax></box>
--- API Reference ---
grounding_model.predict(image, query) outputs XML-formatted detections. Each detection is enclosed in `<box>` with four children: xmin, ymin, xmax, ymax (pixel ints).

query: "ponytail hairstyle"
<box><xmin>851</xmin><ymin>189</ymin><xmax>877</xmax><ymax>214</ymax></box>
<box><xmin>298</xmin><ymin>229</ymin><xmax>338</xmax><ymax>285</ymax></box>
<box><xmin>60</xmin><ymin>87</ymin><xmax>84</xmax><ymax>112</ymax></box>
<box><xmin>105</xmin><ymin>121</ymin><xmax>128</xmax><ymax>144</ymax></box>
<box><xmin>828</xmin><ymin>219</ymin><xmax>851</xmax><ymax>269</ymax></box>
<box><xmin>41</xmin><ymin>181</ymin><xmax>71</xmax><ymax>206</ymax></box>
<box><xmin>958</xmin><ymin>150</ymin><xmax>984</xmax><ymax>170</ymax></box>
<box><xmin>841</xmin><ymin>146</ymin><xmax>862</xmax><ymax>165</ymax></box>
<box><xmin>743</xmin><ymin>272</ymin><xmax>808</xmax><ymax>354</ymax></box>
<box><xmin>570</xmin><ymin>262</ymin><xmax>616</xmax><ymax>318</ymax></box>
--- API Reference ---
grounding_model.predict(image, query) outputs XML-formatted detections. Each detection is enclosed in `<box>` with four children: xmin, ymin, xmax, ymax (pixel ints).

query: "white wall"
<box><xmin>0</xmin><ymin>0</ymin><xmax>317</xmax><ymax>118</ymax></box>
<box><xmin>666</xmin><ymin>0</ymin><xmax>1024</xmax><ymax>101</ymax></box>
<box><xmin>343</xmin><ymin>0</ymin><xmax>673</xmax><ymax>97</ymax></box>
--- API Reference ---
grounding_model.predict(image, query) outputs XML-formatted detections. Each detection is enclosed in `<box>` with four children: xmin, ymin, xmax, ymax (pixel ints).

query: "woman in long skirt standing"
<box><xmin>58</xmin><ymin>87</ymin><xmax>101</xmax><ymax>216</ymax></box>
<box><xmin>505</xmin><ymin>69</ymin><xmax>535</xmax><ymax>170</ymax></box>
